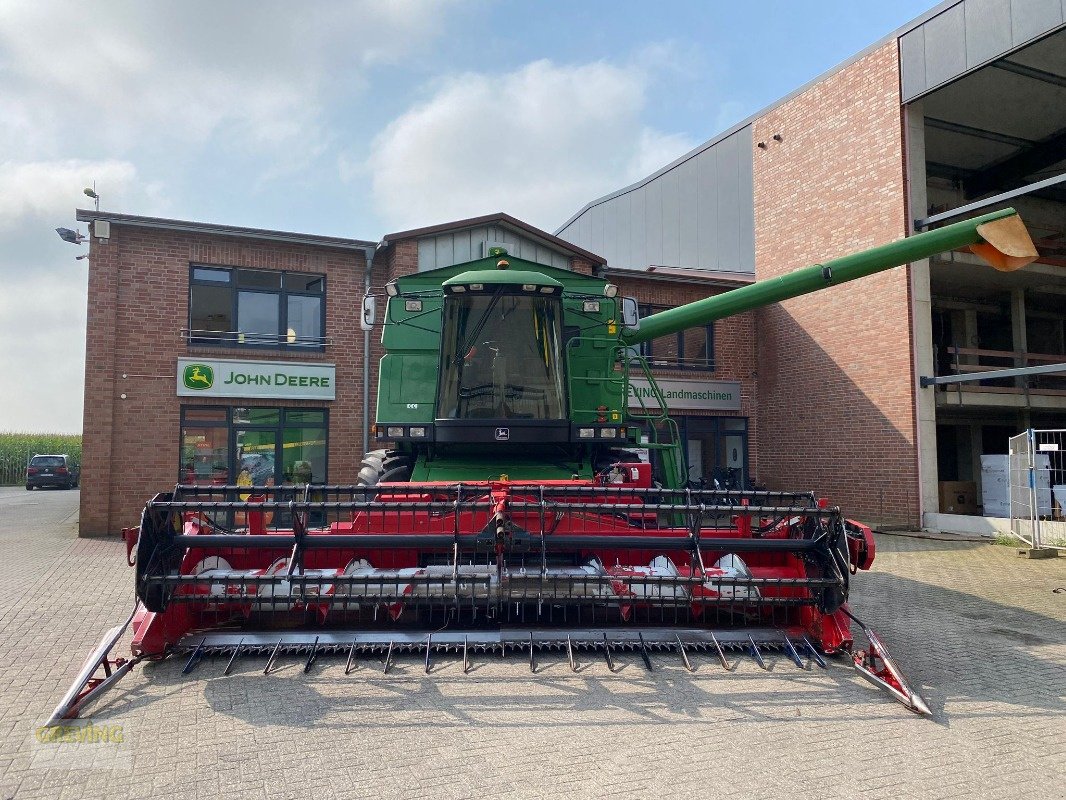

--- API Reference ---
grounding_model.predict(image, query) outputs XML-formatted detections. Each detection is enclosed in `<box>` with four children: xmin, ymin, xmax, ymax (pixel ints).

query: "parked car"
<box><xmin>26</xmin><ymin>454</ymin><xmax>80</xmax><ymax>490</ymax></box>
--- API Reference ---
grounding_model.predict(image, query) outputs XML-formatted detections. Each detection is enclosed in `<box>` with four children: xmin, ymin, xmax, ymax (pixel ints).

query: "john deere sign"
<box><xmin>628</xmin><ymin>378</ymin><xmax>741</xmax><ymax>412</ymax></box>
<box><xmin>177</xmin><ymin>358</ymin><xmax>336</xmax><ymax>400</ymax></box>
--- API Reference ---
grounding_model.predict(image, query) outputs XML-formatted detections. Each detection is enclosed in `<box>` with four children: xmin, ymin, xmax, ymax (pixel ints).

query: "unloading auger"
<box><xmin>48</xmin><ymin>209</ymin><xmax>1038</xmax><ymax>725</ymax></box>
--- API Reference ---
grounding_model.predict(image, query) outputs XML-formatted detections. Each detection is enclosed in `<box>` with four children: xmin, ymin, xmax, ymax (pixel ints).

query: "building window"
<box><xmin>189</xmin><ymin>266</ymin><xmax>326</xmax><ymax>350</ymax></box>
<box><xmin>180</xmin><ymin>408</ymin><xmax>230</xmax><ymax>485</ymax></box>
<box><xmin>638</xmin><ymin>304</ymin><xmax>715</xmax><ymax>371</ymax></box>
<box><xmin>180</xmin><ymin>406</ymin><xmax>328</xmax><ymax>486</ymax></box>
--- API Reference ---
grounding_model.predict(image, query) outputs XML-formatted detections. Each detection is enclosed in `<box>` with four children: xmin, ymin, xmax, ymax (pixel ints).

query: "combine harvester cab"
<box><xmin>48</xmin><ymin>209</ymin><xmax>1038</xmax><ymax>725</ymax></box>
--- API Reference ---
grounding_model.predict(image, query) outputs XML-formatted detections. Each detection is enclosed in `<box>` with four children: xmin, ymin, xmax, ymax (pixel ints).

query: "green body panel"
<box><xmin>410</xmin><ymin>451</ymin><xmax>593</xmax><ymax>482</ymax></box>
<box><xmin>625</xmin><ymin>208</ymin><xmax>1019</xmax><ymax>345</ymax></box>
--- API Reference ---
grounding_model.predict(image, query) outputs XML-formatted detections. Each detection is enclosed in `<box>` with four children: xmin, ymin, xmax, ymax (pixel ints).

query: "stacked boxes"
<box><xmin>981</xmin><ymin>454</ymin><xmax>1052</xmax><ymax>518</ymax></box>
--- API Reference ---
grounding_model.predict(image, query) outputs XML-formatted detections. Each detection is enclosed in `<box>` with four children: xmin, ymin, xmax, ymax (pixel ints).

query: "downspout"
<box><xmin>361</xmin><ymin>244</ymin><xmax>378</xmax><ymax>457</ymax></box>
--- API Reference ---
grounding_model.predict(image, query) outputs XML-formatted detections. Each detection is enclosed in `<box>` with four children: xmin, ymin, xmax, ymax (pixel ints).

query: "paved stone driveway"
<box><xmin>0</xmin><ymin>486</ymin><xmax>1063</xmax><ymax>799</ymax></box>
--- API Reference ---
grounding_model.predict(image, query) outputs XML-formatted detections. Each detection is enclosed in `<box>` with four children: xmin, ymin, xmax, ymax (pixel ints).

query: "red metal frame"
<box><xmin>129</xmin><ymin>478</ymin><xmax>872</xmax><ymax>657</ymax></box>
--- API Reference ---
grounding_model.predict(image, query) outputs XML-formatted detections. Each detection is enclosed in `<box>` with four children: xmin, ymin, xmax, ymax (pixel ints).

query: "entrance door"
<box><xmin>686</xmin><ymin>438</ymin><xmax>704</xmax><ymax>482</ymax></box>
<box><xmin>681</xmin><ymin>417</ymin><xmax>749</xmax><ymax>489</ymax></box>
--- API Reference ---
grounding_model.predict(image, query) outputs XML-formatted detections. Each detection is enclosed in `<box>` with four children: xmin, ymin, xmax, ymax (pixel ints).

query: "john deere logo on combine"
<box><xmin>183</xmin><ymin>364</ymin><xmax>214</xmax><ymax>391</ymax></box>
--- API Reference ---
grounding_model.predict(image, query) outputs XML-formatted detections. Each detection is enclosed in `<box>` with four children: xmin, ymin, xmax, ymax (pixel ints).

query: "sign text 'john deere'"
<box><xmin>177</xmin><ymin>358</ymin><xmax>336</xmax><ymax>400</ymax></box>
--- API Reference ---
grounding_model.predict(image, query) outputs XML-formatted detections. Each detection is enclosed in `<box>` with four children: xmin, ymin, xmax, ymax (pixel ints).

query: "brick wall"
<box><xmin>751</xmin><ymin>42</ymin><xmax>917</xmax><ymax>525</ymax></box>
<box><xmin>80</xmin><ymin>227</ymin><xmax>367</xmax><ymax>536</ymax></box>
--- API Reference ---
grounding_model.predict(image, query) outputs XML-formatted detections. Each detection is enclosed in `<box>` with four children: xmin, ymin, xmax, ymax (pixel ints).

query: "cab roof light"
<box><xmin>385</xmin><ymin>281</ymin><xmax>399</xmax><ymax>297</ymax></box>
<box><xmin>604</xmin><ymin>284</ymin><xmax>618</xmax><ymax>298</ymax></box>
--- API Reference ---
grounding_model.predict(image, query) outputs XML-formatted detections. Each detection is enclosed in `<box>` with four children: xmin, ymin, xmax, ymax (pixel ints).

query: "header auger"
<box><xmin>49</xmin><ymin>209</ymin><xmax>1037</xmax><ymax>724</ymax></box>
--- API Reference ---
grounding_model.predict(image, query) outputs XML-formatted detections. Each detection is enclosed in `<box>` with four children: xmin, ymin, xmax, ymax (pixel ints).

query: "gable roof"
<box><xmin>383</xmin><ymin>212</ymin><xmax>606</xmax><ymax>265</ymax></box>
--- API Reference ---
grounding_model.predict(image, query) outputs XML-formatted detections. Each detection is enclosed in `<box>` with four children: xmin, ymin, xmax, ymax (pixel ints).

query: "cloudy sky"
<box><xmin>0</xmin><ymin>0</ymin><xmax>934</xmax><ymax>433</ymax></box>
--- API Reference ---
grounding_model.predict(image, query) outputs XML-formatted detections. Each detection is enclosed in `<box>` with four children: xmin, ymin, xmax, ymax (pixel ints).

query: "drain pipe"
<box><xmin>360</xmin><ymin>243</ymin><xmax>379</xmax><ymax>457</ymax></box>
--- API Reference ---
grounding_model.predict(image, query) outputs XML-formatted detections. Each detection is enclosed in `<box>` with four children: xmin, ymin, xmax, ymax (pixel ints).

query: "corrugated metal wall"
<box><xmin>901</xmin><ymin>0</ymin><xmax>1065</xmax><ymax>101</ymax></box>
<box><xmin>556</xmin><ymin>125</ymin><xmax>755</xmax><ymax>274</ymax></box>
<box><xmin>417</xmin><ymin>225</ymin><xmax>572</xmax><ymax>271</ymax></box>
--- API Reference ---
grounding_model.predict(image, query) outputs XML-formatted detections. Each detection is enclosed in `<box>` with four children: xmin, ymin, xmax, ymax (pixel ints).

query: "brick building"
<box><xmin>77</xmin><ymin>0</ymin><xmax>1066</xmax><ymax>535</ymax></box>
<box><xmin>77</xmin><ymin>211</ymin><xmax>756</xmax><ymax>535</ymax></box>
<box><xmin>557</xmin><ymin>1</ymin><xmax>1066</xmax><ymax>530</ymax></box>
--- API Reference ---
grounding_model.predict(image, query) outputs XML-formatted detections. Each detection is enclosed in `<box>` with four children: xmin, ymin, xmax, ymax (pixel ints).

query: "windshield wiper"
<box><xmin>454</xmin><ymin>289</ymin><xmax>504</xmax><ymax>366</ymax></box>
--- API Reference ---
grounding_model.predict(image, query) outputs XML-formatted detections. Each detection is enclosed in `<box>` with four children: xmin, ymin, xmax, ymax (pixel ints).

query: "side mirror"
<box><xmin>360</xmin><ymin>295</ymin><xmax>376</xmax><ymax>331</ymax></box>
<box><xmin>621</xmin><ymin>296</ymin><xmax>640</xmax><ymax>330</ymax></box>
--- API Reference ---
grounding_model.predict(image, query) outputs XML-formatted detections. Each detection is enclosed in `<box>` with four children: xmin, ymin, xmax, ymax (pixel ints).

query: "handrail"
<box><xmin>182</xmin><ymin>328</ymin><xmax>333</xmax><ymax>348</ymax></box>
<box><xmin>946</xmin><ymin>345</ymin><xmax>1066</xmax><ymax>362</ymax></box>
<box><xmin>929</xmin><ymin>343</ymin><xmax>1066</xmax><ymax>390</ymax></box>
<box><xmin>946</xmin><ymin>345</ymin><xmax>1061</xmax><ymax>369</ymax></box>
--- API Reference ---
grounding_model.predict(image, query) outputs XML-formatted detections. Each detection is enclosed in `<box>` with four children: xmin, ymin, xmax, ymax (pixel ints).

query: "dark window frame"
<box><xmin>188</xmin><ymin>265</ymin><xmax>327</xmax><ymax>352</ymax></box>
<box><xmin>179</xmin><ymin>405</ymin><xmax>330</xmax><ymax>485</ymax></box>
<box><xmin>676</xmin><ymin>415</ymin><xmax>749</xmax><ymax>487</ymax></box>
<box><xmin>637</xmin><ymin>303</ymin><xmax>715</xmax><ymax>372</ymax></box>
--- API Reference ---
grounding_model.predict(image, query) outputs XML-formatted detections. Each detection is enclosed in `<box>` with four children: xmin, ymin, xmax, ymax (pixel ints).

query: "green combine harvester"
<box><xmin>49</xmin><ymin>208</ymin><xmax>1037</xmax><ymax>724</ymax></box>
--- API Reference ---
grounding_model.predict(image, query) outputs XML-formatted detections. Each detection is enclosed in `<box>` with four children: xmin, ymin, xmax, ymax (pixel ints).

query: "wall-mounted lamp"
<box><xmin>55</xmin><ymin>227</ymin><xmax>86</xmax><ymax>244</ymax></box>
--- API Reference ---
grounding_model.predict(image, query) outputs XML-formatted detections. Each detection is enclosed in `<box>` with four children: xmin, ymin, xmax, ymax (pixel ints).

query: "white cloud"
<box><xmin>0</xmin><ymin>272</ymin><xmax>88</xmax><ymax>434</ymax></box>
<box><xmin>0</xmin><ymin>0</ymin><xmax>465</xmax><ymax>431</ymax></box>
<box><xmin>0</xmin><ymin>160</ymin><xmax>139</xmax><ymax>227</ymax></box>
<box><xmin>0</xmin><ymin>0</ymin><xmax>458</xmax><ymax>164</ymax></box>
<box><xmin>0</xmin><ymin>159</ymin><xmax>155</xmax><ymax>432</ymax></box>
<box><xmin>364</xmin><ymin>58</ymin><xmax>697</xmax><ymax>231</ymax></box>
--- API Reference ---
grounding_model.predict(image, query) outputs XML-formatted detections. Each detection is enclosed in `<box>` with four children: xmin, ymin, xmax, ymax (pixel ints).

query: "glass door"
<box><xmin>681</xmin><ymin>417</ymin><xmax>749</xmax><ymax>490</ymax></box>
<box><xmin>233</xmin><ymin>426</ymin><xmax>278</xmax><ymax>529</ymax></box>
<box><xmin>233</xmin><ymin>428</ymin><xmax>279</xmax><ymax>491</ymax></box>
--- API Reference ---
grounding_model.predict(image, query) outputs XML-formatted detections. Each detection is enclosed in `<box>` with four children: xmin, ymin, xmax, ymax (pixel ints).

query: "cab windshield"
<box><xmin>437</xmin><ymin>291</ymin><xmax>566</xmax><ymax>420</ymax></box>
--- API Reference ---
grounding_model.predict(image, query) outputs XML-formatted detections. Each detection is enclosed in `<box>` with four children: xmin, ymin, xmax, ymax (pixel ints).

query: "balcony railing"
<box><xmin>182</xmin><ymin>328</ymin><xmax>333</xmax><ymax>350</ymax></box>
<box><xmin>937</xmin><ymin>346</ymin><xmax>1066</xmax><ymax>394</ymax></box>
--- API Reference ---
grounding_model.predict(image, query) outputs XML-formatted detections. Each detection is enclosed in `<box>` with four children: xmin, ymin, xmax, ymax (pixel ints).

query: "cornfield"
<box><xmin>0</xmin><ymin>432</ymin><xmax>82</xmax><ymax>486</ymax></box>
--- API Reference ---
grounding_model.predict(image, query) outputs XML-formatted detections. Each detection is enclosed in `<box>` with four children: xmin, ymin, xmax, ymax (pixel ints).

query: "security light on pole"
<box><xmin>83</xmin><ymin>182</ymin><xmax>99</xmax><ymax>211</ymax></box>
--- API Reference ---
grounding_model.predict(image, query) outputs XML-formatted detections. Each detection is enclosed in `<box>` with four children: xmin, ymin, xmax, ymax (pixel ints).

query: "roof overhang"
<box><xmin>75</xmin><ymin>209</ymin><xmax>376</xmax><ymax>252</ymax></box>
<box><xmin>600</xmin><ymin>266</ymin><xmax>755</xmax><ymax>288</ymax></box>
